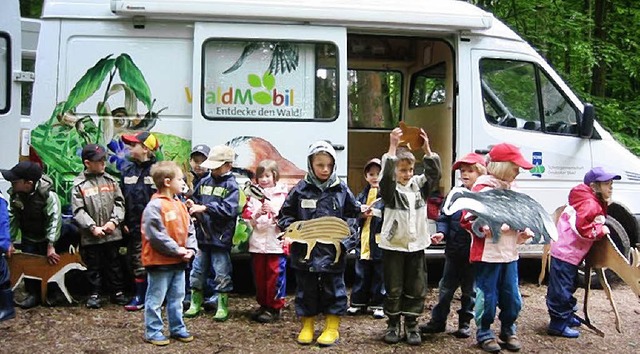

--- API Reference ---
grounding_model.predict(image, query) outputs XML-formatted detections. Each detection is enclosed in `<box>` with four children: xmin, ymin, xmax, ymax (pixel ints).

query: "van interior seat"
<box><xmin>503</xmin><ymin>117</ymin><xmax>517</xmax><ymax>127</ymax></box>
<box><xmin>523</xmin><ymin>121</ymin><xmax>540</xmax><ymax>131</ymax></box>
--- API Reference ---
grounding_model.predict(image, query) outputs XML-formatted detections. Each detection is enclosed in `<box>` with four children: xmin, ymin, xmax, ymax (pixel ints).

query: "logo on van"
<box><xmin>205</xmin><ymin>72</ymin><xmax>294</xmax><ymax>107</ymax></box>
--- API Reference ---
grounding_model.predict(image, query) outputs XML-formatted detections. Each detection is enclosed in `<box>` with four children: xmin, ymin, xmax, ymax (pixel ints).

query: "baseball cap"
<box><xmin>488</xmin><ymin>143</ymin><xmax>534</xmax><ymax>169</ymax></box>
<box><xmin>121</xmin><ymin>131</ymin><xmax>160</xmax><ymax>151</ymax></box>
<box><xmin>81</xmin><ymin>144</ymin><xmax>107</xmax><ymax>162</ymax></box>
<box><xmin>452</xmin><ymin>152</ymin><xmax>486</xmax><ymax>171</ymax></box>
<box><xmin>201</xmin><ymin>145</ymin><xmax>235</xmax><ymax>170</ymax></box>
<box><xmin>0</xmin><ymin>161</ymin><xmax>43</xmax><ymax>182</ymax></box>
<box><xmin>190</xmin><ymin>144</ymin><xmax>211</xmax><ymax>159</ymax></box>
<box><xmin>584</xmin><ymin>167</ymin><xmax>621</xmax><ymax>185</ymax></box>
<box><xmin>363</xmin><ymin>158</ymin><xmax>381</xmax><ymax>173</ymax></box>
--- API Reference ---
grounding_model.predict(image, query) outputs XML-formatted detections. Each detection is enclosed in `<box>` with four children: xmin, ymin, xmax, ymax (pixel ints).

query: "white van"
<box><xmin>8</xmin><ymin>0</ymin><xmax>640</xmax><ymax>256</ymax></box>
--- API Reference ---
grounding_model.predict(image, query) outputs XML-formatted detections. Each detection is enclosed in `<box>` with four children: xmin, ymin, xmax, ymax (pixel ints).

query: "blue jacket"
<box><xmin>0</xmin><ymin>195</ymin><xmax>10</xmax><ymax>253</ymax></box>
<box><xmin>120</xmin><ymin>157</ymin><xmax>156</xmax><ymax>236</ymax></box>
<box><xmin>436</xmin><ymin>209</ymin><xmax>471</xmax><ymax>259</ymax></box>
<box><xmin>354</xmin><ymin>185</ymin><xmax>384</xmax><ymax>261</ymax></box>
<box><xmin>192</xmin><ymin>172</ymin><xmax>240</xmax><ymax>250</ymax></box>
<box><xmin>278</xmin><ymin>177</ymin><xmax>361</xmax><ymax>273</ymax></box>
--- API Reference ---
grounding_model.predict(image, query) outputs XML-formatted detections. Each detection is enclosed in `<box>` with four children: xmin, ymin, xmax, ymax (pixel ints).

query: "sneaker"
<box><xmin>346</xmin><ymin>306</ymin><xmax>363</xmax><ymax>315</ymax></box>
<box><xmin>383</xmin><ymin>326</ymin><xmax>401</xmax><ymax>344</ymax></box>
<box><xmin>170</xmin><ymin>332</ymin><xmax>194</xmax><ymax>343</ymax></box>
<box><xmin>256</xmin><ymin>308</ymin><xmax>280</xmax><ymax>323</ymax></box>
<box><xmin>452</xmin><ymin>325</ymin><xmax>471</xmax><ymax>338</ymax></box>
<box><xmin>124</xmin><ymin>296</ymin><xmax>145</xmax><ymax>311</ymax></box>
<box><xmin>419</xmin><ymin>321</ymin><xmax>446</xmax><ymax>334</ymax></box>
<box><xmin>250</xmin><ymin>306</ymin><xmax>267</xmax><ymax>321</ymax></box>
<box><xmin>145</xmin><ymin>334</ymin><xmax>170</xmax><ymax>346</ymax></box>
<box><xmin>479</xmin><ymin>338</ymin><xmax>501</xmax><ymax>353</ymax></box>
<box><xmin>111</xmin><ymin>292</ymin><xmax>128</xmax><ymax>305</ymax></box>
<box><xmin>498</xmin><ymin>334</ymin><xmax>522</xmax><ymax>352</ymax></box>
<box><xmin>547</xmin><ymin>326</ymin><xmax>580</xmax><ymax>338</ymax></box>
<box><xmin>372</xmin><ymin>308</ymin><xmax>385</xmax><ymax>319</ymax></box>
<box><xmin>86</xmin><ymin>294</ymin><xmax>102</xmax><ymax>309</ymax></box>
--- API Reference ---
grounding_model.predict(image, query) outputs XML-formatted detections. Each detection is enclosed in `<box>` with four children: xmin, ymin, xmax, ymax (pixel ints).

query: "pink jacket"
<box><xmin>551</xmin><ymin>183</ymin><xmax>608</xmax><ymax>266</ymax></box>
<box><xmin>244</xmin><ymin>183</ymin><xmax>288</xmax><ymax>254</ymax></box>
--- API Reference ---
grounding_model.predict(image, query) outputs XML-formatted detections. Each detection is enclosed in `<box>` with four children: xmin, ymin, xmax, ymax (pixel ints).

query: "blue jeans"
<box><xmin>144</xmin><ymin>269</ymin><xmax>188</xmax><ymax>340</ymax></box>
<box><xmin>430</xmin><ymin>255</ymin><xmax>475</xmax><ymax>325</ymax></box>
<box><xmin>350</xmin><ymin>259</ymin><xmax>385</xmax><ymax>309</ymax></box>
<box><xmin>190</xmin><ymin>246</ymin><xmax>233</xmax><ymax>293</ymax></box>
<box><xmin>546</xmin><ymin>256</ymin><xmax>579</xmax><ymax>331</ymax></box>
<box><xmin>474</xmin><ymin>261</ymin><xmax>522</xmax><ymax>343</ymax></box>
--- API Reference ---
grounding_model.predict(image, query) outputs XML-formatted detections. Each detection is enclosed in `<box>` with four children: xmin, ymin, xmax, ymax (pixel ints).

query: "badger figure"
<box><xmin>442</xmin><ymin>187</ymin><xmax>558</xmax><ymax>243</ymax></box>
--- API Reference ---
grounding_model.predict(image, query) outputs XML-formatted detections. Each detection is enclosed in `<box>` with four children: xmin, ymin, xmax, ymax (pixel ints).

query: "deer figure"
<box><xmin>9</xmin><ymin>246</ymin><xmax>86</xmax><ymax>305</ymax></box>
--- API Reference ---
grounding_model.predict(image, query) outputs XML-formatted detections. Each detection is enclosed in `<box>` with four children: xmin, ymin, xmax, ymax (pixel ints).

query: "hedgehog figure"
<box><xmin>442</xmin><ymin>187</ymin><xmax>557</xmax><ymax>243</ymax></box>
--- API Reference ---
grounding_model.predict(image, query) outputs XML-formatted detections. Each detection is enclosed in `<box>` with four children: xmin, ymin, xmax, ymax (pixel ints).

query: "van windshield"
<box><xmin>201</xmin><ymin>40</ymin><xmax>338</xmax><ymax>121</ymax></box>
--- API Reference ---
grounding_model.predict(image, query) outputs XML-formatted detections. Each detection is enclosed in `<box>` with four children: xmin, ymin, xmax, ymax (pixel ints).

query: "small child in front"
<box><xmin>420</xmin><ymin>152</ymin><xmax>486</xmax><ymax>338</ymax></box>
<box><xmin>464</xmin><ymin>143</ymin><xmax>534</xmax><ymax>353</ymax></box>
<box><xmin>243</xmin><ymin>159</ymin><xmax>289</xmax><ymax>323</ymax></box>
<box><xmin>379</xmin><ymin>127</ymin><xmax>441</xmax><ymax>346</ymax></box>
<box><xmin>278</xmin><ymin>141</ymin><xmax>363</xmax><ymax>347</ymax></box>
<box><xmin>546</xmin><ymin>167</ymin><xmax>619</xmax><ymax>338</ymax></box>
<box><xmin>141</xmin><ymin>161</ymin><xmax>197</xmax><ymax>346</ymax></box>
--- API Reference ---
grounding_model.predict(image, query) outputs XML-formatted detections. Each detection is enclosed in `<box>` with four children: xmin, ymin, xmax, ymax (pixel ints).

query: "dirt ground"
<box><xmin>1</xmin><ymin>265</ymin><xmax>639</xmax><ymax>354</ymax></box>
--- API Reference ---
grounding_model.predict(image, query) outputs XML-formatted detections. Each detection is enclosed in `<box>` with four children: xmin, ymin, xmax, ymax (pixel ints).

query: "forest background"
<box><xmin>19</xmin><ymin>0</ymin><xmax>640</xmax><ymax>155</ymax></box>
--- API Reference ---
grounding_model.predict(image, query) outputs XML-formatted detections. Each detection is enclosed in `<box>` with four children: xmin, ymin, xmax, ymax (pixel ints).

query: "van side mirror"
<box><xmin>580</xmin><ymin>103</ymin><xmax>595</xmax><ymax>138</ymax></box>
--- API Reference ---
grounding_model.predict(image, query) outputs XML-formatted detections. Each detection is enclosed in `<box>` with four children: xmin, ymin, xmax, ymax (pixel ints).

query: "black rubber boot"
<box><xmin>0</xmin><ymin>289</ymin><xmax>16</xmax><ymax>322</ymax></box>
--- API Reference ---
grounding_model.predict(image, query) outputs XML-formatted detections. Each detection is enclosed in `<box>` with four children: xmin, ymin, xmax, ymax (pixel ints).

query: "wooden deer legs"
<box><xmin>595</xmin><ymin>268</ymin><xmax>622</xmax><ymax>333</ymax></box>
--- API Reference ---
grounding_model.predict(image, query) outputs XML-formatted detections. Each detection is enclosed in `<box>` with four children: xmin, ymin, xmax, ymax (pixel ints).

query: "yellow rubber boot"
<box><xmin>297</xmin><ymin>316</ymin><xmax>315</xmax><ymax>345</ymax></box>
<box><xmin>317</xmin><ymin>315</ymin><xmax>340</xmax><ymax>346</ymax></box>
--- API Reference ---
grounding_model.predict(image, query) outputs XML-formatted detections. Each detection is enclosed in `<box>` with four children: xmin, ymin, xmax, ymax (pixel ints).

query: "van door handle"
<box><xmin>474</xmin><ymin>148</ymin><xmax>490</xmax><ymax>154</ymax></box>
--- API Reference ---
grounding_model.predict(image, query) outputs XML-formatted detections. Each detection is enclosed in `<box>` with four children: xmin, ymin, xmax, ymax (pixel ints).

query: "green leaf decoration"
<box><xmin>253</xmin><ymin>91</ymin><xmax>271</xmax><ymax>105</ymax></box>
<box><xmin>115</xmin><ymin>54</ymin><xmax>153</xmax><ymax>110</ymax></box>
<box><xmin>262</xmin><ymin>72</ymin><xmax>276</xmax><ymax>90</ymax></box>
<box><xmin>62</xmin><ymin>55</ymin><xmax>116</xmax><ymax>113</ymax></box>
<box><xmin>248</xmin><ymin>74</ymin><xmax>262</xmax><ymax>88</ymax></box>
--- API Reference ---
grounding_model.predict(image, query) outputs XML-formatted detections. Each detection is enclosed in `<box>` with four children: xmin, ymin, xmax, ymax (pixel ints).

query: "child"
<box><xmin>71</xmin><ymin>144</ymin><xmax>128</xmax><ymax>308</ymax></box>
<box><xmin>379</xmin><ymin>127</ymin><xmax>441</xmax><ymax>346</ymax></box>
<box><xmin>120</xmin><ymin>131</ymin><xmax>160</xmax><ymax>311</ymax></box>
<box><xmin>184</xmin><ymin>144</ymin><xmax>240</xmax><ymax>322</ymax></box>
<box><xmin>420</xmin><ymin>153</ymin><xmax>486</xmax><ymax>338</ymax></box>
<box><xmin>243</xmin><ymin>159</ymin><xmax>288</xmax><ymax>323</ymax></box>
<box><xmin>277</xmin><ymin>140</ymin><xmax>362</xmax><ymax>347</ymax></box>
<box><xmin>0</xmin><ymin>190</ymin><xmax>14</xmax><ymax>321</ymax></box>
<box><xmin>0</xmin><ymin>161</ymin><xmax>61</xmax><ymax>308</ymax></box>
<box><xmin>346</xmin><ymin>158</ymin><xmax>386</xmax><ymax>320</ymax></box>
<box><xmin>141</xmin><ymin>161</ymin><xmax>197</xmax><ymax>346</ymax></box>
<box><xmin>464</xmin><ymin>143</ymin><xmax>534</xmax><ymax>353</ymax></box>
<box><xmin>546</xmin><ymin>167</ymin><xmax>619</xmax><ymax>338</ymax></box>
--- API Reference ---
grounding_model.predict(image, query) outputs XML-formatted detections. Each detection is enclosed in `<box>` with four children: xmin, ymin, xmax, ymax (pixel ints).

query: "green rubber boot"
<box><xmin>213</xmin><ymin>293</ymin><xmax>228</xmax><ymax>322</ymax></box>
<box><xmin>184</xmin><ymin>290</ymin><xmax>203</xmax><ymax>318</ymax></box>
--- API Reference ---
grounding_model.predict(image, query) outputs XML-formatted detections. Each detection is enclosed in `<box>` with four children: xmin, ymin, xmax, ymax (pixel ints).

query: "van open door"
<box><xmin>191</xmin><ymin>23</ymin><xmax>347</xmax><ymax>184</ymax></box>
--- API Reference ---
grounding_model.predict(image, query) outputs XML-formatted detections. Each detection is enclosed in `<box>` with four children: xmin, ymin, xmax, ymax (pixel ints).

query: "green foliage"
<box><xmin>62</xmin><ymin>55</ymin><xmax>116</xmax><ymax>114</ymax></box>
<box><xmin>115</xmin><ymin>54</ymin><xmax>153</xmax><ymax>110</ymax></box>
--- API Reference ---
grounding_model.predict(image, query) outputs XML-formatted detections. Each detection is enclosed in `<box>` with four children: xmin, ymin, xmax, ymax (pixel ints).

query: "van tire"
<box><xmin>579</xmin><ymin>216</ymin><xmax>630</xmax><ymax>289</ymax></box>
<box><xmin>606</xmin><ymin>202</ymin><xmax>639</xmax><ymax>248</ymax></box>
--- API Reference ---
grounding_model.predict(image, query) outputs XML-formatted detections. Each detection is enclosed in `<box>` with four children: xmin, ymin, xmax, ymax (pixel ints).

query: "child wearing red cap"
<box><xmin>119</xmin><ymin>131</ymin><xmax>160</xmax><ymax>311</ymax></box>
<box><xmin>463</xmin><ymin>143</ymin><xmax>534</xmax><ymax>353</ymax></box>
<box><xmin>420</xmin><ymin>152</ymin><xmax>486</xmax><ymax>338</ymax></box>
<box><xmin>546</xmin><ymin>167</ymin><xmax>620</xmax><ymax>338</ymax></box>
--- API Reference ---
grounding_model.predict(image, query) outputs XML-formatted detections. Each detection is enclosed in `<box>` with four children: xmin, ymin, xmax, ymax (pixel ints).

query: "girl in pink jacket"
<box><xmin>546</xmin><ymin>167</ymin><xmax>620</xmax><ymax>338</ymax></box>
<box><xmin>243</xmin><ymin>160</ymin><xmax>289</xmax><ymax>323</ymax></box>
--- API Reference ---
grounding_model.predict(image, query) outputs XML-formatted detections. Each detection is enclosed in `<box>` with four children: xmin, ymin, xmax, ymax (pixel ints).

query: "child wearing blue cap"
<box><xmin>546</xmin><ymin>167</ymin><xmax>621</xmax><ymax>338</ymax></box>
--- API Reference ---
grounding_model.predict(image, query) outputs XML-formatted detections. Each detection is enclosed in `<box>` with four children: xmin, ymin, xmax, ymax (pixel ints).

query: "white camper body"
<box><xmin>7</xmin><ymin>0</ymin><xmax>640</xmax><ymax>255</ymax></box>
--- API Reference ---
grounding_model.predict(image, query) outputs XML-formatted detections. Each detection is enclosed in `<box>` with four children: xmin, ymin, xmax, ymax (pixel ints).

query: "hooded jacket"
<box><xmin>8</xmin><ymin>175</ymin><xmax>61</xmax><ymax>244</ymax></box>
<box><xmin>277</xmin><ymin>141</ymin><xmax>361</xmax><ymax>273</ymax></box>
<box><xmin>120</xmin><ymin>157</ymin><xmax>157</xmax><ymax>236</ymax></box>
<box><xmin>71</xmin><ymin>170</ymin><xmax>125</xmax><ymax>246</ymax></box>
<box><xmin>551</xmin><ymin>183</ymin><xmax>608</xmax><ymax>266</ymax></box>
<box><xmin>244</xmin><ymin>182</ymin><xmax>288</xmax><ymax>254</ymax></box>
<box><xmin>354</xmin><ymin>184</ymin><xmax>384</xmax><ymax>261</ymax></box>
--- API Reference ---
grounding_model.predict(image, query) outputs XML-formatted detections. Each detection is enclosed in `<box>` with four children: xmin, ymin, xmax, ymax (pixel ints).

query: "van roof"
<box><xmin>45</xmin><ymin>0</ymin><xmax>494</xmax><ymax>32</ymax></box>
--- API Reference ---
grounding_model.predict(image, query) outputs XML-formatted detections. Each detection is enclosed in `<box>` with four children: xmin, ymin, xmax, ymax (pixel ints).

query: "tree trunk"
<box><xmin>591</xmin><ymin>0</ymin><xmax>608</xmax><ymax>97</ymax></box>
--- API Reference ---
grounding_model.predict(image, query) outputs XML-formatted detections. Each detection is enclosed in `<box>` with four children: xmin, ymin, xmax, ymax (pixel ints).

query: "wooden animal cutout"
<box><xmin>284</xmin><ymin>216</ymin><xmax>350</xmax><ymax>264</ymax></box>
<box><xmin>9</xmin><ymin>245</ymin><xmax>86</xmax><ymax>305</ymax></box>
<box><xmin>583</xmin><ymin>237</ymin><xmax>640</xmax><ymax>334</ymax></box>
<box><xmin>398</xmin><ymin>122</ymin><xmax>424</xmax><ymax>151</ymax></box>
<box><xmin>538</xmin><ymin>205</ymin><xmax>566</xmax><ymax>285</ymax></box>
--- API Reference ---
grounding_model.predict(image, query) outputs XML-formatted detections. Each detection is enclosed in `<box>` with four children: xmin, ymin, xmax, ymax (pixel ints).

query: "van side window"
<box><xmin>347</xmin><ymin>70</ymin><xmax>401</xmax><ymax>128</ymax></box>
<box><xmin>409</xmin><ymin>62</ymin><xmax>446</xmax><ymax>108</ymax></box>
<box><xmin>202</xmin><ymin>40</ymin><xmax>338</xmax><ymax>121</ymax></box>
<box><xmin>480</xmin><ymin>58</ymin><xmax>579</xmax><ymax>135</ymax></box>
<box><xmin>0</xmin><ymin>34</ymin><xmax>9</xmax><ymax>114</ymax></box>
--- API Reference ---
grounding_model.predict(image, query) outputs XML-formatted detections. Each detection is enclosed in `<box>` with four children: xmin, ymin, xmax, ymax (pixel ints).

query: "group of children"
<box><xmin>0</xmin><ymin>127</ymin><xmax>622</xmax><ymax>351</ymax></box>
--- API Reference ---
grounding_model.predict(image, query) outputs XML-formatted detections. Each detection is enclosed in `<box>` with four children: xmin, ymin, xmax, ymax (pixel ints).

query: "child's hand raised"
<box><xmin>388</xmin><ymin>128</ymin><xmax>403</xmax><ymax>156</ymax></box>
<box><xmin>420</xmin><ymin>129</ymin><xmax>433</xmax><ymax>155</ymax></box>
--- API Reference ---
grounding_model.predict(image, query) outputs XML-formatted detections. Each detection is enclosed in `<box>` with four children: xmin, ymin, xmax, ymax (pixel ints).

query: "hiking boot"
<box><xmin>346</xmin><ymin>306</ymin><xmax>363</xmax><ymax>315</ymax></box>
<box><xmin>317</xmin><ymin>314</ymin><xmax>340</xmax><ymax>346</ymax></box>
<box><xmin>111</xmin><ymin>292</ymin><xmax>129</xmax><ymax>305</ymax></box>
<box><xmin>170</xmin><ymin>331</ymin><xmax>194</xmax><ymax>343</ymax></box>
<box><xmin>16</xmin><ymin>294</ymin><xmax>39</xmax><ymax>309</ymax></box>
<box><xmin>479</xmin><ymin>338</ymin><xmax>501</xmax><ymax>353</ymax></box>
<box><xmin>383</xmin><ymin>316</ymin><xmax>401</xmax><ymax>344</ymax></box>
<box><xmin>498</xmin><ymin>334</ymin><xmax>522</xmax><ymax>352</ymax></box>
<box><xmin>372</xmin><ymin>308</ymin><xmax>385</xmax><ymax>319</ymax></box>
<box><xmin>256</xmin><ymin>308</ymin><xmax>280</xmax><ymax>323</ymax></box>
<box><xmin>86</xmin><ymin>294</ymin><xmax>102</xmax><ymax>309</ymax></box>
<box><xmin>404</xmin><ymin>316</ymin><xmax>421</xmax><ymax>346</ymax></box>
<box><xmin>297</xmin><ymin>316</ymin><xmax>315</xmax><ymax>345</ymax></box>
<box><xmin>452</xmin><ymin>324</ymin><xmax>471</xmax><ymax>338</ymax></box>
<box><xmin>419</xmin><ymin>321</ymin><xmax>446</xmax><ymax>334</ymax></box>
<box><xmin>145</xmin><ymin>334</ymin><xmax>170</xmax><ymax>346</ymax></box>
